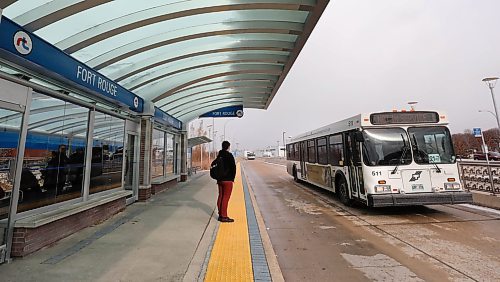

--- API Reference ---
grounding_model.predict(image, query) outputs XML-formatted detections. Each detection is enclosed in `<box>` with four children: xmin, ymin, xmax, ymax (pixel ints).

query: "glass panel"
<box><xmin>17</xmin><ymin>93</ymin><xmax>88</xmax><ymax>214</ymax></box>
<box><xmin>329</xmin><ymin>135</ymin><xmax>344</xmax><ymax>166</ymax></box>
<box><xmin>121</xmin><ymin>51</ymin><xmax>288</xmax><ymax>90</ymax></box>
<box><xmin>308</xmin><ymin>140</ymin><xmax>316</xmax><ymax>163</ymax></box>
<box><xmin>152</xmin><ymin>129</ymin><xmax>165</xmax><ymax>178</ymax></box>
<box><xmin>362</xmin><ymin>128</ymin><xmax>411</xmax><ymax>167</ymax></box>
<box><xmin>408</xmin><ymin>127</ymin><xmax>456</xmax><ymax>164</ymax></box>
<box><xmin>0</xmin><ymin>108</ymin><xmax>22</xmax><ymax>246</ymax></box>
<box><xmin>166</xmin><ymin>133</ymin><xmax>174</xmax><ymax>174</ymax></box>
<box><xmin>75</xmin><ymin>9</ymin><xmax>307</xmax><ymax>61</ymax></box>
<box><xmin>89</xmin><ymin>113</ymin><xmax>125</xmax><ymax>194</ymax></box>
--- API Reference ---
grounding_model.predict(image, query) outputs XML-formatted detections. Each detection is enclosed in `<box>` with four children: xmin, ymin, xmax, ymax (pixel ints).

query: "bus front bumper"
<box><xmin>367</xmin><ymin>191</ymin><xmax>473</xmax><ymax>207</ymax></box>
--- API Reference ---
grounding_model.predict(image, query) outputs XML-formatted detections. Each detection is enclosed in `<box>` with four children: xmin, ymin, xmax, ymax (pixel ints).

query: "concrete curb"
<box><xmin>242</xmin><ymin>165</ymin><xmax>285</xmax><ymax>282</ymax></box>
<box><xmin>182</xmin><ymin>208</ymin><xmax>219</xmax><ymax>282</ymax></box>
<box><xmin>471</xmin><ymin>190</ymin><xmax>500</xmax><ymax>210</ymax></box>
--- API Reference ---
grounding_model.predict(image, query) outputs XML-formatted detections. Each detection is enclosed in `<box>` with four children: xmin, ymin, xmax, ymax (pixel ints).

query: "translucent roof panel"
<box><xmin>2</xmin><ymin>0</ymin><xmax>330</xmax><ymax>123</ymax></box>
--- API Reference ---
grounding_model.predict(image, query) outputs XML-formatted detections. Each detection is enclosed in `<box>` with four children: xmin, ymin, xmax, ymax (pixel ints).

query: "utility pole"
<box><xmin>483</xmin><ymin>77</ymin><xmax>500</xmax><ymax>131</ymax></box>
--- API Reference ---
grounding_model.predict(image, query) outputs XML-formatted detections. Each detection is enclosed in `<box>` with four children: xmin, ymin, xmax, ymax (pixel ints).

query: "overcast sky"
<box><xmin>193</xmin><ymin>0</ymin><xmax>500</xmax><ymax>151</ymax></box>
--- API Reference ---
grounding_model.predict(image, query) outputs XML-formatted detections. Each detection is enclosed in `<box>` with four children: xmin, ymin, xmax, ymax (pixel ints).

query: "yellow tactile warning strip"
<box><xmin>205</xmin><ymin>163</ymin><xmax>253</xmax><ymax>282</ymax></box>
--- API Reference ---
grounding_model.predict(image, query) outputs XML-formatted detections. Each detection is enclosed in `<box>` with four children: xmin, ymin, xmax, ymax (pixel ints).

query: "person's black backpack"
<box><xmin>210</xmin><ymin>155</ymin><xmax>225</xmax><ymax>180</ymax></box>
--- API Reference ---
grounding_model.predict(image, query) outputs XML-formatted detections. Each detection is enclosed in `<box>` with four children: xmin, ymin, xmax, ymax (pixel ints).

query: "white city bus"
<box><xmin>286</xmin><ymin>111</ymin><xmax>473</xmax><ymax>207</ymax></box>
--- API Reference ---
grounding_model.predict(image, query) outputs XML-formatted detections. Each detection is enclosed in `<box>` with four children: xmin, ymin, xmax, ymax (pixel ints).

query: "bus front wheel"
<box><xmin>337</xmin><ymin>178</ymin><xmax>352</xmax><ymax>206</ymax></box>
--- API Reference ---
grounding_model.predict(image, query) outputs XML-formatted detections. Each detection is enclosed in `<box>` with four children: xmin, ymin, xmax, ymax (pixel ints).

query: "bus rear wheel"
<box><xmin>337</xmin><ymin>178</ymin><xmax>352</xmax><ymax>206</ymax></box>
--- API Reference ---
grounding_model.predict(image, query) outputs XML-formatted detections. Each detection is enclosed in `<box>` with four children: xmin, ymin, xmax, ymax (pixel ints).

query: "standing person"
<box><xmin>216</xmin><ymin>141</ymin><xmax>236</xmax><ymax>222</ymax></box>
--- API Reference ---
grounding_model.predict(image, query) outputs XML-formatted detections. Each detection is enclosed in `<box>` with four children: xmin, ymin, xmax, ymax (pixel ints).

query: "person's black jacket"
<box><xmin>218</xmin><ymin>149</ymin><xmax>236</xmax><ymax>182</ymax></box>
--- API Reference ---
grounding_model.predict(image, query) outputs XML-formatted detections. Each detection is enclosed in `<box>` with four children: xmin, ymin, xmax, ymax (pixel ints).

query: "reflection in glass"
<box><xmin>408</xmin><ymin>127</ymin><xmax>456</xmax><ymax>164</ymax></box>
<box><xmin>89</xmin><ymin>113</ymin><xmax>125</xmax><ymax>194</ymax></box>
<box><xmin>17</xmin><ymin>93</ymin><xmax>89</xmax><ymax>213</ymax></box>
<box><xmin>362</xmin><ymin>128</ymin><xmax>411</xmax><ymax>167</ymax></box>
<box><xmin>152</xmin><ymin>129</ymin><xmax>165</xmax><ymax>178</ymax></box>
<box><xmin>0</xmin><ymin>108</ymin><xmax>22</xmax><ymax>243</ymax></box>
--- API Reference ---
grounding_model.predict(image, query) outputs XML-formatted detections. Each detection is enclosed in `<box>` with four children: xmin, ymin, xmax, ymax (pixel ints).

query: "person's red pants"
<box><xmin>217</xmin><ymin>181</ymin><xmax>233</xmax><ymax>218</ymax></box>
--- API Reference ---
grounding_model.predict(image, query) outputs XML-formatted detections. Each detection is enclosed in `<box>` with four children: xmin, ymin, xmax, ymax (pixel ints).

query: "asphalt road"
<box><xmin>242</xmin><ymin>159</ymin><xmax>500</xmax><ymax>282</ymax></box>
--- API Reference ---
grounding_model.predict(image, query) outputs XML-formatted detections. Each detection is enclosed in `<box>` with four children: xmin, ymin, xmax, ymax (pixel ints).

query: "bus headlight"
<box><xmin>444</xmin><ymin>183</ymin><xmax>461</xmax><ymax>190</ymax></box>
<box><xmin>374</xmin><ymin>185</ymin><xmax>391</xmax><ymax>193</ymax></box>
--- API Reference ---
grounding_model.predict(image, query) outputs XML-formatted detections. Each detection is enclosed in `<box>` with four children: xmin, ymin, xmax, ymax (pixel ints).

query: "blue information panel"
<box><xmin>0</xmin><ymin>16</ymin><xmax>144</xmax><ymax>113</ymax></box>
<box><xmin>199</xmin><ymin>105</ymin><xmax>244</xmax><ymax>118</ymax></box>
<box><xmin>154</xmin><ymin>107</ymin><xmax>182</xmax><ymax>130</ymax></box>
<box><xmin>473</xmin><ymin>128</ymin><xmax>482</xmax><ymax>138</ymax></box>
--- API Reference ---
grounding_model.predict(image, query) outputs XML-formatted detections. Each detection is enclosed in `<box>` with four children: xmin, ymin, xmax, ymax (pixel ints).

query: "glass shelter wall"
<box><xmin>152</xmin><ymin>126</ymin><xmax>179</xmax><ymax>178</ymax></box>
<box><xmin>0</xmin><ymin>108</ymin><xmax>23</xmax><ymax>251</ymax></box>
<box><xmin>18</xmin><ymin>93</ymin><xmax>89</xmax><ymax>213</ymax></box>
<box><xmin>152</xmin><ymin>129</ymin><xmax>165</xmax><ymax>178</ymax></box>
<box><xmin>0</xmin><ymin>87</ymin><xmax>131</xmax><ymax>216</ymax></box>
<box><xmin>90</xmin><ymin>113</ymin><xmax>125</xmax><ymax>194</ymax></box>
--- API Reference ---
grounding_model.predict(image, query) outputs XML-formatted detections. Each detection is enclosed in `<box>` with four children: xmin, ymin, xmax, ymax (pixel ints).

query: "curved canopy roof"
<box><xmin>1</xmin><ymin>0</ymin><xmax>329</xmax><ymax>123</ymax></box>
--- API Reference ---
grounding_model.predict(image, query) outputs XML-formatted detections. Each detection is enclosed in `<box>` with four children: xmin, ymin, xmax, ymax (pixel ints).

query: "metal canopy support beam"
<box><xmin>108</xmin><ymin>41</ymin><xmax>294</xmax><ymax>82</ymax></box>
<box><xmin>13</xmin><ymin>0</ymin><xmax>112</xmax><ymax>31</ymax></box>
<box><xmin>159</xmin><ymin>87</ymin><xmax>272</xmax><ymax>111</ymax></box>
<box><xmin>55</xmin><ymin>1</ymin><xmax>314</xmax><ymax>52</ymax></box>
<box><xmin>122</xmin><ymin>54</ymin><xmax>289</xmax><ymax>90</ymax></box>
<box><xmin>0</xmin><ymin>0</ymin><xmax>16</xmax><ymax>9</ymax></box>
<box><xmin>86</xmin><ymin>23</ymin><xmax>304</xmax><ymax>70</ymax></box>
<box><xmin>149</xmin><ymin>68</ymin><xmax>282</xmax><ymax>102</ymax></box>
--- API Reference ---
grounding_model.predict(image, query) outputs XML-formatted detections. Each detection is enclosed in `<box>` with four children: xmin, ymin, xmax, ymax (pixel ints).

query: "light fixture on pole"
<box><xmin>207</xmin><ymin>124</ymin><xmax>213</xmax><ymax>162</ymax></box>
<box><xmin>283</xmin><ymin>131</ymin><xmax>286</xmax><ymax>155</ymax></box>
<box><xmin>482</xmin><ymin>77</ymin><xmax>500</xmax><ymax>130</ymax></box>
<box><xmin>223</xmin><ymin>119</ymin><xmax>233</xmax><ymax>140</ymax></box>
<box><xmin>478</xmin><ymin>109</ymin><xmax>497</xmax><ymax>119</ymax></box>
<box><xmin>408</xmin><ymin>101</ymin><xmax>418</xmax><ymax>111</ymax></box>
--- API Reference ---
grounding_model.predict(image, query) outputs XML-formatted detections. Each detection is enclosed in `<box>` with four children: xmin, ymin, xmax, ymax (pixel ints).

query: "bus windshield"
<box><xmin>408</xmin><ymin>126</ymin><xmax>456</xmax><ymax>164</ymax></box>
<box><xmin>362</xmin><ymin>128</ymin><xmax>412</xmax><ymax>166</ymax></box>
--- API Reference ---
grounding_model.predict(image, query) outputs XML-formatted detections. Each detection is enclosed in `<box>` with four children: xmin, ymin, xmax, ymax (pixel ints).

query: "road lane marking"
<box><xmin>263</xmin><ymin>162</ymin><xmax>286</xmax><ymax>168</ymax></box>
<box><xmin>459</xmin><ymin>203</ymin><xmax>500</xmax><ymax>216</ymax></box>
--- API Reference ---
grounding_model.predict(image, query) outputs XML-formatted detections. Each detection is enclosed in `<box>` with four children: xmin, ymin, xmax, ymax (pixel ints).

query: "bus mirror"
<box><xmin>355</xmin><ymin>131</ymin><xmax>365</xmax><ymax>142</ymax></box>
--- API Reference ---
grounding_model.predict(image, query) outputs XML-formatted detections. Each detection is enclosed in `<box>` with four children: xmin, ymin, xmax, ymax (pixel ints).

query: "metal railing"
<box><xmin>458</xmin><ymin>161</ymin><xmax>500</xmax><ymax>194</ymax></box>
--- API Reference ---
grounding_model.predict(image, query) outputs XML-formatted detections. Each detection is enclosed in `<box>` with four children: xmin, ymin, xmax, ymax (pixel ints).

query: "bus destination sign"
<box><xmin>370</xmin><ymin>111</ymin><xmax>440</xmax><ymax>125</ymax></box>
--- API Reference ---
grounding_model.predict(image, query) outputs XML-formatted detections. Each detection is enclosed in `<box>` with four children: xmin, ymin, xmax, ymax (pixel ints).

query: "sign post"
<box><xmin>474</xmin><ymin>127</ymin><xmax>495</xmax><ymax>194</ymax></box>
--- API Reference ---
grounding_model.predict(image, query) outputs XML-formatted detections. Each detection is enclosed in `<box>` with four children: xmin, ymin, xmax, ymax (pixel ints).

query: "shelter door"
<box><xmin>0</xmin><ymin>78</ymin><xmax>31</xmax><ymax>263</ymax></box>
<box><xmin>123</xmin><ymin>120</ymin><xmax>140</xmax><ymax>205</ymax></box>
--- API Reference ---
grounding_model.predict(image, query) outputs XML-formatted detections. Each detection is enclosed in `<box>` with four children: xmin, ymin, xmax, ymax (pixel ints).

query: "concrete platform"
<box><xmin>0</xmin><ymin>167</ymin><xmax>280</xmax><ymax>282</ymax></box>
<box><xmin>0</xmin><ymin>173</ymin><xmax>219</xmax><ymax>281</ymax></box>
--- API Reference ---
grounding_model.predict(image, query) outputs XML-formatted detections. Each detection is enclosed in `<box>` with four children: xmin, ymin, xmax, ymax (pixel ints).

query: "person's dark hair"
<box><xmin>222</xmin><ymin>141</ymin><xmax>230</xmax><ymax>151</ymax></box>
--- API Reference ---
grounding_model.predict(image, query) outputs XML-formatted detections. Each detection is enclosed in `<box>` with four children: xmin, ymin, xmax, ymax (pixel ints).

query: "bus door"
<box><xmin>300</xmin><ymin>141</ymin><xmax>307</xmax><ymax>179</ymax></box>
<box><xmin>346</xmin><ymin>131</ymin><xmax>365</xmax><ymax>200</ymax></box>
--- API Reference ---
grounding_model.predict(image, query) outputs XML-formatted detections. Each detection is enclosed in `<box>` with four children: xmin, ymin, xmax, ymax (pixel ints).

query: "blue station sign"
<box><xmin>0</xmin><ymin>16</ymin><xmax>144</xmax><ymax>113</ymax></box>
<box><xmin>473</xmin><ymin>128</ymin><xmax>482</xmax><ymax>138</ymax></box>
<box><xmin>199</xmin><ymin>105</ymin><xmax>244</xmax><ymax>118</ymax></box>
<box><xmin>154</xmin><ymin>107</ymin><xmax>182</xmax><ymax>130</ymax></box>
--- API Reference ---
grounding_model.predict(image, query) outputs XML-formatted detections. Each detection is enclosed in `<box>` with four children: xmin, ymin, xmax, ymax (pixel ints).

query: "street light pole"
<box><xmin>483</xmin><ymin>77</ymin><xmax>500</xmax><ymax>130</ymax></box>
<box><xmin>223</xmin><ymin>119</ymin><xmax>232</xmax><ymax>140</ymax></box>
<box><xmin>207</xmin><ymin>125</ymin><xmax>213</xmax><ymax>163</ymax></box>
<box><xmin>478</xmin><ymin>109</ymin><xmax>497</xmax><ymax>120</ymax></box>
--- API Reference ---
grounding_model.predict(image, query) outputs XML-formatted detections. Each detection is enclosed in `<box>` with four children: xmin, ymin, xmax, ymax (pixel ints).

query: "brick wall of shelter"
<box><xmin>11</xmin><ymin>198</ymin><xmax>125</xmax><ymax>257</ymax></box>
